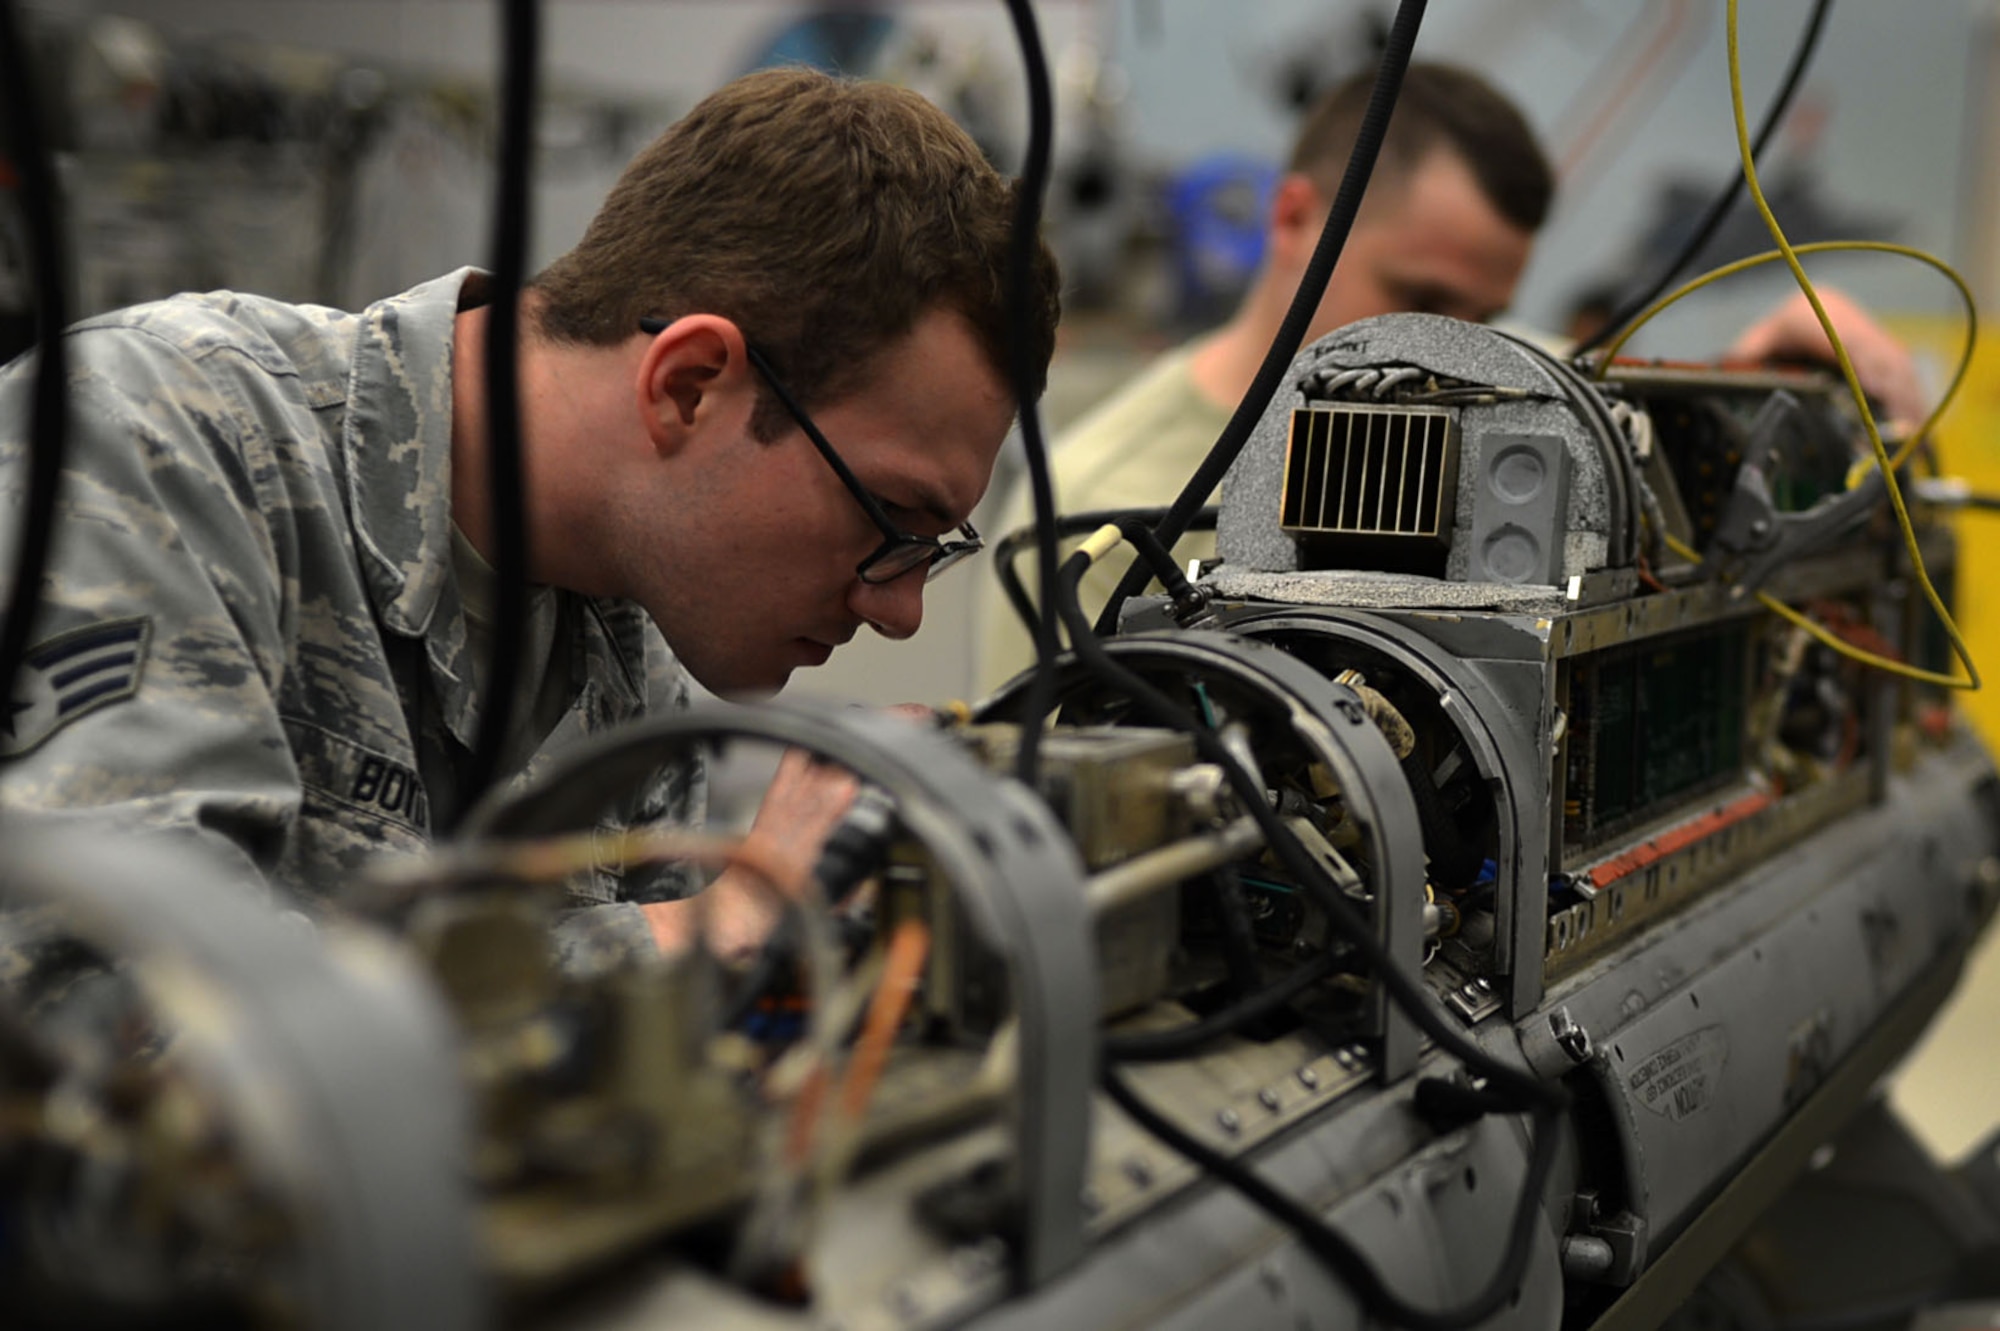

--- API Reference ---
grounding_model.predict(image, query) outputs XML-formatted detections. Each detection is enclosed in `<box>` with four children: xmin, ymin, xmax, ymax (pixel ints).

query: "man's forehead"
<box><xmin>1378</xmin><ymin>153</ymin><xmax>1531</xmax><ymax>288</ymax></box>
<box><xmin>831</xmin><ymin>315</ymin><xmax>1012</xmax><ymax>524</ymax></box>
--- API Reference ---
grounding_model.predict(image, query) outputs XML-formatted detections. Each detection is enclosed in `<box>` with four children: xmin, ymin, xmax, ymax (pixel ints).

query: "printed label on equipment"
<box><xmin>1628</xmin><ymin>1025</ymin><xmax>1728</xmax><ymax>1121</ymax></box>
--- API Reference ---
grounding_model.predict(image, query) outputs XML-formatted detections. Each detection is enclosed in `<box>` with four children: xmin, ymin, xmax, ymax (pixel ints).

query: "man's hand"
<box><xmin>1727</xmin><ymin>286</ymin><xmax>1927</xmax><ymax>434</ymax></box>
<box><xmin>641</xmin><ymin>748</ymin><xmax>860</xmax><ymax>961</ymax></box>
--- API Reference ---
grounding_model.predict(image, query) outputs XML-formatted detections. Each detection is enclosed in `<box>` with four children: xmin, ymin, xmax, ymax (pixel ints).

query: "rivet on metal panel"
<box><xmin>1551</xmin><ymin>1007</ymin><xmax>1592</xmax><ymax>1063</ymax></box>
<box><xmin>1297</xmin><ymin>1066</ymin><xmax>1321</xmax><ymax>1090</ymax></box>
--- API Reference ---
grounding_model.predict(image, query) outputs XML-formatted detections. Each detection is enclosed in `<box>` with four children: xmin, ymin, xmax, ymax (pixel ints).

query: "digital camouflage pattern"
<box><xmin>0</xmin><ymin>268</ymin><xmax>703</xmax><ymax>914</ymax></box>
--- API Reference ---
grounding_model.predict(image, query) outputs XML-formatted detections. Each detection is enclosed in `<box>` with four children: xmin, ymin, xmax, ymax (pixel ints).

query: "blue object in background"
<box><xmin>1164</xmin><ymin>153</ymin><xmax>1277</xmax><ymax>328</ymax></box>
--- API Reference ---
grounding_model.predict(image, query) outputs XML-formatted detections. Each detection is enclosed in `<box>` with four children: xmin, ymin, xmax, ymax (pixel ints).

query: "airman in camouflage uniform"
<box><xmin>0</xmin><ymin>268</ymin><xmax>697</xmax><ymax>949</ymax></box>
<box><xmin>0</xmin><ymin>67</ymin><xmax>1059</xmax><ymax>979</ymax></box>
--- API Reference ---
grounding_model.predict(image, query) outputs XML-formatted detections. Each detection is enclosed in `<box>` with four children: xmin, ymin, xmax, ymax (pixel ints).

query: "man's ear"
<box><xmin>635</xmin><ymin>314</ymin><xmax>754</xmax><ymax>457</ymax></box>
<box><xmin>1266</xmin><ymin>173</ymin><xmax>1330</xmax><ymax>271</ymax></box>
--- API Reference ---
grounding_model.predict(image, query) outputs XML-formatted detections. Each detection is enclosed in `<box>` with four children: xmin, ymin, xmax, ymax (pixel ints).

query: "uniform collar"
<box><xmin>342</xmin><ymin>267</ymin><xmax>486</xmax><ymax>741</ymax></box>
<box><xmin>340</xmin><ymin>270</ymin><xmax>659</xmax><ymax>755</ymax></box>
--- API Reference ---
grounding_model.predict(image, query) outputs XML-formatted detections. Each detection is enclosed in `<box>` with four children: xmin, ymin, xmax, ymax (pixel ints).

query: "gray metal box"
<box><xmin>1466</xmin><ymin>431</ymin><xmax>1573</xmax><ymax>585</ymax></box>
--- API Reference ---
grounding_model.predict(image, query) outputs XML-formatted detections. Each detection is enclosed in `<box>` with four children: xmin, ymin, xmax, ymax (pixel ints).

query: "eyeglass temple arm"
<box><xmin>639</xmin><ymin>319</ymin><xmax>935</xmax><ymax>544</ymax></box>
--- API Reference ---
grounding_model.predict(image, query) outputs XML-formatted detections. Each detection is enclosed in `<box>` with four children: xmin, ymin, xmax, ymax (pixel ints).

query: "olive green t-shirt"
<box><xmin>976</xmin><ymin>345</ymin><xmax>1233</xmax><ymax>692</ymax></box>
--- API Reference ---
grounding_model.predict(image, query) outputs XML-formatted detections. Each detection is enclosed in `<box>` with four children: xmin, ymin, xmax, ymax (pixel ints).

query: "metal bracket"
<box><xmin>1565</xmin><ymin>1187</ymin><xmax>1650</xmax><ymax>1285</ymax></box>
<box><xmin>1706</xmin><ymin>390</ymin><xmax>1886</xmax><ymax>598</ymax></box>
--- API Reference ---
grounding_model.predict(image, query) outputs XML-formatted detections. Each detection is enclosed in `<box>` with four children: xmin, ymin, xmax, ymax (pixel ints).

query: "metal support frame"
<box><xmin>1218</xmin><ymin>607</ymin><xmax>1553</xmax><ymax>1016</ymax></box>
<box><xmin>980</xmin><ymin>631</ymin><xmax>1428</xmax><ymax>1082</ymax></box>
<box><xmin>460</xmin><ymin>701</ymin><xmax>1099</xmax><ymax>1288</ymax></box>
<box><xmin>0</xmin><ymin>820</ymin><xmax>483</xmax><ymax>1331</ymax></box>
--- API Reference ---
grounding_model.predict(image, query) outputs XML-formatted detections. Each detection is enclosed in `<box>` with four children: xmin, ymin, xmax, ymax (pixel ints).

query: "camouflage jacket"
<box><xmin>0</xmin><ymin>269</ymin><xmax>700</xmax><ymax>917</ymax></box>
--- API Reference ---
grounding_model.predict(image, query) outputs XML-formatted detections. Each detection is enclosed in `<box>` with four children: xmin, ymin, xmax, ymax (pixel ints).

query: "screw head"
<box><xmin>1297</xmin><ymin>1066</ymin><xmax>1320</xmax><ymax>1089</ymax></box>
<box><xmin>1217</xmin><ymin>1108</ymin><xmax>1242</xmax><ymax>1135</ymax></box>
<box><xmin>1258</xmin><ymin>1088</ymin><xmax>1281</xmax><ymax>1111</ymax></box>
<box><xmin>1550</xmin><ymin>1007</ymin><xmax>1592</xmax><ymax>1062</ymax></box>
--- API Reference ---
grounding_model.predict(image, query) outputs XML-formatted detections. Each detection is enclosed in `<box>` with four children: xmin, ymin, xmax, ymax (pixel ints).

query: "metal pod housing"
<box><xmin>1218</xmin><ymin>314</ymin><xmax>1639</xmax><ymax>608</ymax></box>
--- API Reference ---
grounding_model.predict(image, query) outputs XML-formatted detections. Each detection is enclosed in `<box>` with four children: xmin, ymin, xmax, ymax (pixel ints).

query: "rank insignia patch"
<box><xmin>2</xmin><ymin>618</ymin><xmax>151</xmax><ymax>758</ymax></box>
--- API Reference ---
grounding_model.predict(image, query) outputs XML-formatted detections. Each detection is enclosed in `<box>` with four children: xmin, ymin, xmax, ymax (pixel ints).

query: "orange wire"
<box><xmin>839</xmin><ymin>918</ymin><xmax>932</xmax><ymax>1122</ymax></box>
<box><xmin>780</xmin><ymin>917</ymin><xmax>931</xmax><ymax>1169</ymax></box>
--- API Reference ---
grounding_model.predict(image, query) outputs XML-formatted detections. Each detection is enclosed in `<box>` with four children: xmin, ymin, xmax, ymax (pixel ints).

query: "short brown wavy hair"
<box><xmin>1289</xmin><ymin>63</ymin><xmax>1553</xmax><ymax>234</ymax></box>
<box><xmin>533</xmin><ymin>67</ymin><xmax>1061</xmax><ymax>441</ymax></box>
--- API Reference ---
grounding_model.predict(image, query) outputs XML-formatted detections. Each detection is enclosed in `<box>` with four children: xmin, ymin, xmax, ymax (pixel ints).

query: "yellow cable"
<box><xmin>1661</xmin><ymin>532</ymin><xmax>1962</xmax><ymax>688</ymax></box>
<box><xmin>1637</xmin><ymin>1</ymin><xmax>1978</xmax><ymax>693</ymax></box>
<box><xmin>1592</xmin><ymin>239</ymin><xmax>1976</xmax><ymax>472</ymax></box>
<box><xmin>1755</xmin><ymin>594</ymin><xmax>1967</xmax><ymax>687</ymax></box>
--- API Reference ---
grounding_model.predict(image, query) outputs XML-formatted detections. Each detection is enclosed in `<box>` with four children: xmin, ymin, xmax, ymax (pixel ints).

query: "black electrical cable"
<box><xmin>1103</xmin><ymin>947</ymin><xmax>1344</xmax><ymax>1062</ymax></box>
<box><xmin>1113</xmin><ymin>516</ymin><xmax>1200</xmax><ymax>608</ymax></box>
<box><xmin>1205</xmin><ymin>864</ymin><xmax>1265</xmax><ymax>1003</ymax></box>
<box><xmin>459</xmin><ymin>0</ymin><xmax>540</xmax><ymax>820</ymax></box>
<box><xmin>1105</xmin><ymin>1068</ymin><xmax>1562</xmax><ymax>1331</ymax></box>
<box><xmin>996</xmin><ymin>0</ymin><xmax>1061</xmax><ymax>789</ymax></box>
<box><xmin>1399</xmin><ymin>749</ymin><xmax>1485</xmax><ymax>891</ymax></box>
<box><xmin>992</xmin><ymin>505</ymin><xmax>1217</xmax><ymax>643</ymax></box>
<box><xmin>1571</xmin><ymin>0</ymin><xmax>1833</xmax><ymax>362</ymax></box>
<box><xmin>0</xmin><ymin>1</ymin><xmax>71</xmax><ymax>745</ymax></box>
<box><xmin>1096</xmin><ymin>0</ymin><xmax>1428</xmax><ymax>637</ymax></box>
<box><xmin>720</xmin><ymin>786</ymin><xmax>897</xmax><ymax>1032</ymax></box>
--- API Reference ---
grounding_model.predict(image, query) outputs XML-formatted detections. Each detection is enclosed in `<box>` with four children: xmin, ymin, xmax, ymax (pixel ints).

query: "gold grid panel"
<box><xmin>1280</xmin><ymin>404</ymin><xmax>1459</xmax><ymax>538</ymax></box>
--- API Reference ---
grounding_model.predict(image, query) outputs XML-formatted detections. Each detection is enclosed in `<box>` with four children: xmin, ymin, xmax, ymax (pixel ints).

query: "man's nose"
<box><xmin>851</xmin><ymin>570</ymin><xmax>925</xmax><ymax>641</ymax></box>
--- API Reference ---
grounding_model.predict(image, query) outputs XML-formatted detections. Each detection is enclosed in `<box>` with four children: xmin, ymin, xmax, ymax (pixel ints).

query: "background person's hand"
<box><xmin>1727</xmin><ymin>286</ymin><xmax>1927</xmax><ymax>435</ymax></box>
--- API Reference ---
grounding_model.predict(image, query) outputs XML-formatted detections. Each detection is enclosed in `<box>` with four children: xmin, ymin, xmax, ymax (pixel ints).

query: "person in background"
<box><xmin>978</xmin><ymin>63</ymin><xmax>1550</xmax><ymax>688</ymax></box>
<box><xmin>977</xmin><ymin>61</ymin><xmax>1925</xmax><ymax>691</ymax></box>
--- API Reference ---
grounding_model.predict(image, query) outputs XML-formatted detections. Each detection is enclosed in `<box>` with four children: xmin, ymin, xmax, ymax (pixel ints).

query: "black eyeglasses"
<box><xmin>639</xmin><ymin>318</ymin><xmax>982</xmax><ymax>585</ymax></box>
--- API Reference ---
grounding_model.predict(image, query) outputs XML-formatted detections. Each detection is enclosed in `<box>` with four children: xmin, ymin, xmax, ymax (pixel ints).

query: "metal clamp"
<box><xmin>1706</xmin><ymin>390</ymin><xmax>1886</xmax><ymax>597</ymax></box>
